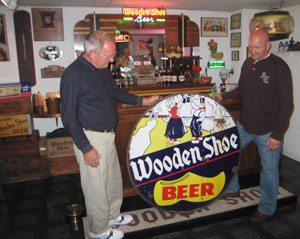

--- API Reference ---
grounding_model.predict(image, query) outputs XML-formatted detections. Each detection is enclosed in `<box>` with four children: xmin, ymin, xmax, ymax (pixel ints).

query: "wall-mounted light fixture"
<box><xmin>1</xmin><ymin>0</ymin><xmax>18</xmax><ymax>11</ymax></box>
<box><xmin>249</xmin><ymin>10</ymin><xmax>294</xmax><ymax>41</ymax></box>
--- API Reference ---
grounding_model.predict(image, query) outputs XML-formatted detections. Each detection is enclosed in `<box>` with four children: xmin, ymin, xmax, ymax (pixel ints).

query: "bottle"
<box><xmin>170</xmin><ymin>63</ymin><xmax>177</xmax><ymax>84</ymax></box>
<box><xmin>115</xmin><ymin>69</ymin><xmax>121</xmax><ymax>88</ymax></box>
<box><xmin>155</xmin><ymin>65</ymin><xmax>160</xmax><ymax>85</ymax></box>
<box><xmin>178</xmin><ymin>64</ymin><xmax>185</xmax><ymax>84</ymax></box>
<box><xmin>124</xmin><ymin>73</ymin><xmax>129</xmax><ymax>88</ymax></box>
<box><xmin>112</xmin><ymin>69</ymin><xmax>116</xmax><ymax>85</ymax></box>
<box><xmin>161</xmin><ymin>66</ymin><xmax>167</xmax><ymax>86</ymax></box>
<box><xmin>155</xmin><ymin>65</ymin><xmax>159</xmax><ymax>77</ymax></box>
<box><xmin>185</xmin><ymin>64</ymin><xmax>192</xmax><ymax>84</ymax></box>
<box><xmin>128</xmin><ymin>76</ymin><xmax>134</xmax><ymax>88</ymax></box>
<box><xmin>157</xmin><ymin>66</ymin><xmax>163</xmax><ymax>85</ymax></box>
<box><xmin>166</xmin><ymin>68</ymin><xmax>171</xmax><ymax>86</ymax></box>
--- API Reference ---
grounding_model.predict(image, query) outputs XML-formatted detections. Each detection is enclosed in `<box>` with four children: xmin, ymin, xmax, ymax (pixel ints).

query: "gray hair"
<box><xmin>84</xmin><ymin>31</ymin><xmax>114</xmax><ymax>54</ymax></box>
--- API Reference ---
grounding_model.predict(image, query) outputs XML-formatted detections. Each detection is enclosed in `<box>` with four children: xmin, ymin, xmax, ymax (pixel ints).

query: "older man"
<box><xmin>60</xmin><ymin>31</ymin><xmax>159</xmax><ymax>239</ymax></box>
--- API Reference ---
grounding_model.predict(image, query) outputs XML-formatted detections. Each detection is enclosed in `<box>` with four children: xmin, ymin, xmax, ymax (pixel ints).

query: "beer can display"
<box><xmin>128</xmin><ymin>93</ymin><xmax>241</xmax><ymax>212</ymax></box>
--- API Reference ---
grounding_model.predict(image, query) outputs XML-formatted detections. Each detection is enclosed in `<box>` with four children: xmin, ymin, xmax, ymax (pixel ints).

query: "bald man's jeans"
<box><xmin>226</xmin><ymin>121</ymin><xmax>281</xmax><ymax>216</ymax></box>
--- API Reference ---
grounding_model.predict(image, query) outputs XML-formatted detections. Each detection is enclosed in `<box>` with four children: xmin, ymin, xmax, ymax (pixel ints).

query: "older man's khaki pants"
<box><xmin>73</xmin><ymin>131</ymin><xmax>123</xmax><ymax>235</ymax></box>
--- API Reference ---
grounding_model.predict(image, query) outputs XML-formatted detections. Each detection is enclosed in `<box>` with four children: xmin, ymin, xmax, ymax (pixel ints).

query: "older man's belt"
<box><xmin>84</xmin><ymin>128</ymin><xmax>114</xmax><ymax>133</ymax></box>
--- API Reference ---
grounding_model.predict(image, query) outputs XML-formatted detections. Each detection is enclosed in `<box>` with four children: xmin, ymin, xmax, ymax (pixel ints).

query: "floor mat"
<box><xmin>82</xmin><ymin>185</ymin><xmax>296</xmax><ymax>238</ymax></box>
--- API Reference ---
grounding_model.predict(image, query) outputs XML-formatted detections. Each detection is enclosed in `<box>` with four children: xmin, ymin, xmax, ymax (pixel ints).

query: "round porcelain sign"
<box><xmin>128</xmin><ymin>93</ymin><xmax>241</xmax><ymax>212</ymax></box>
<box><xmin>39</xmin><ymin>45</ymin><xmax>63</xmax><ymax>61</ymax></box>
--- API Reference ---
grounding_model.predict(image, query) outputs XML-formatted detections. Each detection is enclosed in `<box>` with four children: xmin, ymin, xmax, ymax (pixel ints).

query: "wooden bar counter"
<box><xmin>115</xmin><ymin>84</ymin><xmax>260</xmax><ymax>197</ymax></box>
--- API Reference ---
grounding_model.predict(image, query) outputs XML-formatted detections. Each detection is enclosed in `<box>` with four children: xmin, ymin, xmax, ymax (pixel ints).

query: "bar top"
<box><xmin>122</xmin><ymin>83</ymin><xmax>214</xmax><ymax>96</ymax></box>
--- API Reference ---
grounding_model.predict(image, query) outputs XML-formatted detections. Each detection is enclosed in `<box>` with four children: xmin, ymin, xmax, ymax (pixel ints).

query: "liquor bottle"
<box><xmin>111</xmin><ymin>69</ymin><xmax>116</xmax><ymax>83</ymax></box>
<box><xmin>185</xmin><ymin>64</ymin><xmax>192</xmax><ymax>84</ymax></box>
<box><xmin>128</xmin><ymin>76</ymin><xmax>134</xmax><ymax>88</ymax></box>
<box><xmin>170</xmin><ymin>63</ymin><xmax>177</xmax><ymax>84</ymax></box>
<box><xmin>164</xmin><ymin>62</ymin><xmax>170</xmax><ymax>86</ymax></box>
<box><xmin>178</xmin><ymin>63</ymin><xmax>185</xmax><ymax>84</ymax></box>
<box><xmin>155</xmin><ymin>65</ymin><xmax>160</xmax><ymax>85</ymax></box>
<box><xmin>155</xmin><ymin>65</ymin><xmax>159</xmax><ymax>77</ymax></box>
<box><xmin>157</xmin><ymin>66</ymin><xmax>163</xmax><ymax>85</ymax></box>
<box><xmin>123</xmin><ymin>73</ymin><xmax>129</xmax><ymax>88</ymax></box>
<box><xmin>161</xmin><ymin>66</ymin><xmax>167</xmax><ymax>86</ymax></box>
<box><xmin>115</xmin><ymin>68</ymin><xmax>121</xmax><ymax>88</ymax></box>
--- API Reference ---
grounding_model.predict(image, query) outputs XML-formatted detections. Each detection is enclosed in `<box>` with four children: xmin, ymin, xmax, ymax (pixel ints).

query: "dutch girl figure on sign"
<box><xmin>164</xmin><ymin>96</ymin><xmax>187</xmax><ymax>145</ymax></box>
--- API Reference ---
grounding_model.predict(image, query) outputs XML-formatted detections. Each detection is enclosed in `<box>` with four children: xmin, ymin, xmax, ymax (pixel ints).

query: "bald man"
<box><xmin>213</xmin><ymin>29</ymin><xmax>294</xmax><ymax>222</ymax></box>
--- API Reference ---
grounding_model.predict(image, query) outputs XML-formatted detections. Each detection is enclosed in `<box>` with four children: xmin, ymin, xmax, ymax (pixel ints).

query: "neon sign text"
<box><xmin>122</xmin><ymin>8</ymin><xmax>166</xmax><ymax>23</ymax></box>
<box><xmin>123</xmin><ymin>8</ymin><xmax>166</xmax><ymax>17</ymax></box>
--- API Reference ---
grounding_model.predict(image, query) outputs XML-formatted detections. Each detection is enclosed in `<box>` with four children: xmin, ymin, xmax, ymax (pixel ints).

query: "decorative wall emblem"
<box><xmin>39</xmin><ymin>45</ymin><xmax>63</xmax><ymax>61</ymax></box>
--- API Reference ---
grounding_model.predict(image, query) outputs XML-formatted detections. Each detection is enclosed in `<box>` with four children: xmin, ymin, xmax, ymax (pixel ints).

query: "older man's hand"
<box><xmin>142</xmin><ymin>95</ymin><xmax>161</xmax><ymax>105</ymax></box>
<box><xmin>84</xmin><ymin>148</ymin><xmax>101</xmax><ymax>168</ymax></box>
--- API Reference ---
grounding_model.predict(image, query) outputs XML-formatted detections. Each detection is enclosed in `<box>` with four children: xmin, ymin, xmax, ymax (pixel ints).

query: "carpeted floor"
<box><xmin>1</xmin><ymin>155</ymin><xmax>300</xmax><ymax>239</ymax></box>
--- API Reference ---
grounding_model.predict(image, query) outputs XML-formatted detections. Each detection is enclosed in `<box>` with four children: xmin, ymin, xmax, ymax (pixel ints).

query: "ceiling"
<box><xmin>7</xmin><ymin>0</ymin><xmax>300</xmax><ymax>12</ymax></box>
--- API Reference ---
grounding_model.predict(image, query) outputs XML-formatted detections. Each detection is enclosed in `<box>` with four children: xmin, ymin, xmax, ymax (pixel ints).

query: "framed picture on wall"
<box><xmin>231</xmin><ymin>50</ymin><xmax>239</xmax><ymax>61</ymax></box>
<box><xmin>0</xmin><ymin>14</ymin><xmax>10</xmax><ymax>61</ymax></box>
<box><xmin>201</xmin><ymin>17</ymin><xmax>228</xmax><ymax>37</ymax></box>
<box><xmin>230</xmin><ymin>13</ymin><xmax>241</xmax><ymax>30</ymax></box>
<box><xmin>32</xmin><ymin>8</ymin><xmax>64</xmax><ymax>41</ymax></box>
<box><xmin>230</xmin><ymin>32</ymin><xmax>241</xmax><ymax>47</ymax></box>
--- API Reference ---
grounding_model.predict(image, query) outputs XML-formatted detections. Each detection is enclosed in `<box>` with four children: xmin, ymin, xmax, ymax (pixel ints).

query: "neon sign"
<box><xmin>122</xmin><ymin>8</ymin><xmax>167</xmax><ymax>23</ymax></box>
<box><xmin>115</xmin><ymin>34</ymin><xmax>133</xmax><ymax>42</ymax></box>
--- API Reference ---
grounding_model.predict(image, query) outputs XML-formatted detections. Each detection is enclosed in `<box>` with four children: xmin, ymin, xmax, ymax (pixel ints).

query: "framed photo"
<box><xmin>230</xmin><ymin>13</ymin><xmax>241</xmax><ymax>30</ymax></box>
<box><xmin>231</xmin><ymin>51</ymin><xmax>239</xmax><ymax>61</ymax></box>
<box><xmin>230</xmin><ymin>32</ymin><xmax>241</xmax><ymax>47</ymax></box>
<box><xmin>32</xmin><ymin>8</ymin><xmax>64</xmax><ymax>41</ymax></box>
<box><xmin>182</xmin><ymin>47</ymin><xmax>191</xmax><ymax>57</ymax></box>
<box><xmin>0</xmin><ymin>14</ymin><xmax>10</xmax><ymax>61</ymax></box>
<box><xmin>192</xmin><ymin>46</ymin><xmax>200</xmax><ymax>57</ymax></box>
<box><xmin>201</xmin><ymin>17</ymin><xmax>228</xmax><ymax>37</ymax></box>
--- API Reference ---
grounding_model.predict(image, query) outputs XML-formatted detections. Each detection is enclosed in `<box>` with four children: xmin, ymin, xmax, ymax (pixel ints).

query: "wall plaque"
<box><xmin>41</xmin><ymin>65</ymin><xmax>65</xmax><ymax>78</ymax></box>
<box><xmin>32</xmin><ymin>8</ymin><xmax>64</xmax><ymax>41</ymax></box>
<box><xmin>14</xmin><ymin>10</ymin><xmax>36</xmax><ymax>86</ymax></box>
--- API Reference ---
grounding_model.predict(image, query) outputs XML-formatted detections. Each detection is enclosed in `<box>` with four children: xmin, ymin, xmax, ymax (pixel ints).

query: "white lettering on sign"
<box><xmin>130</xmin><ymin>133</ymin><xmax>239</xmax><ymax>182</ymax></box>
<box><xmin>123</xmin><ymin>8</ymin><xmax>150</xmax><ymax>17</ymax></box>
<box><xmin>123</xmin><ymin>8</ymin><xmax>166</xmax><ymax>17</ymax></box>
<box><xmin>134</xmin><ymin>15</ymin><xmax>155</xmax><ymax>23</ymax></box>
<box><xmin>203</xmin><ymin>134</ymin><xmax>238</xmax><ymax>159</ymax></box>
